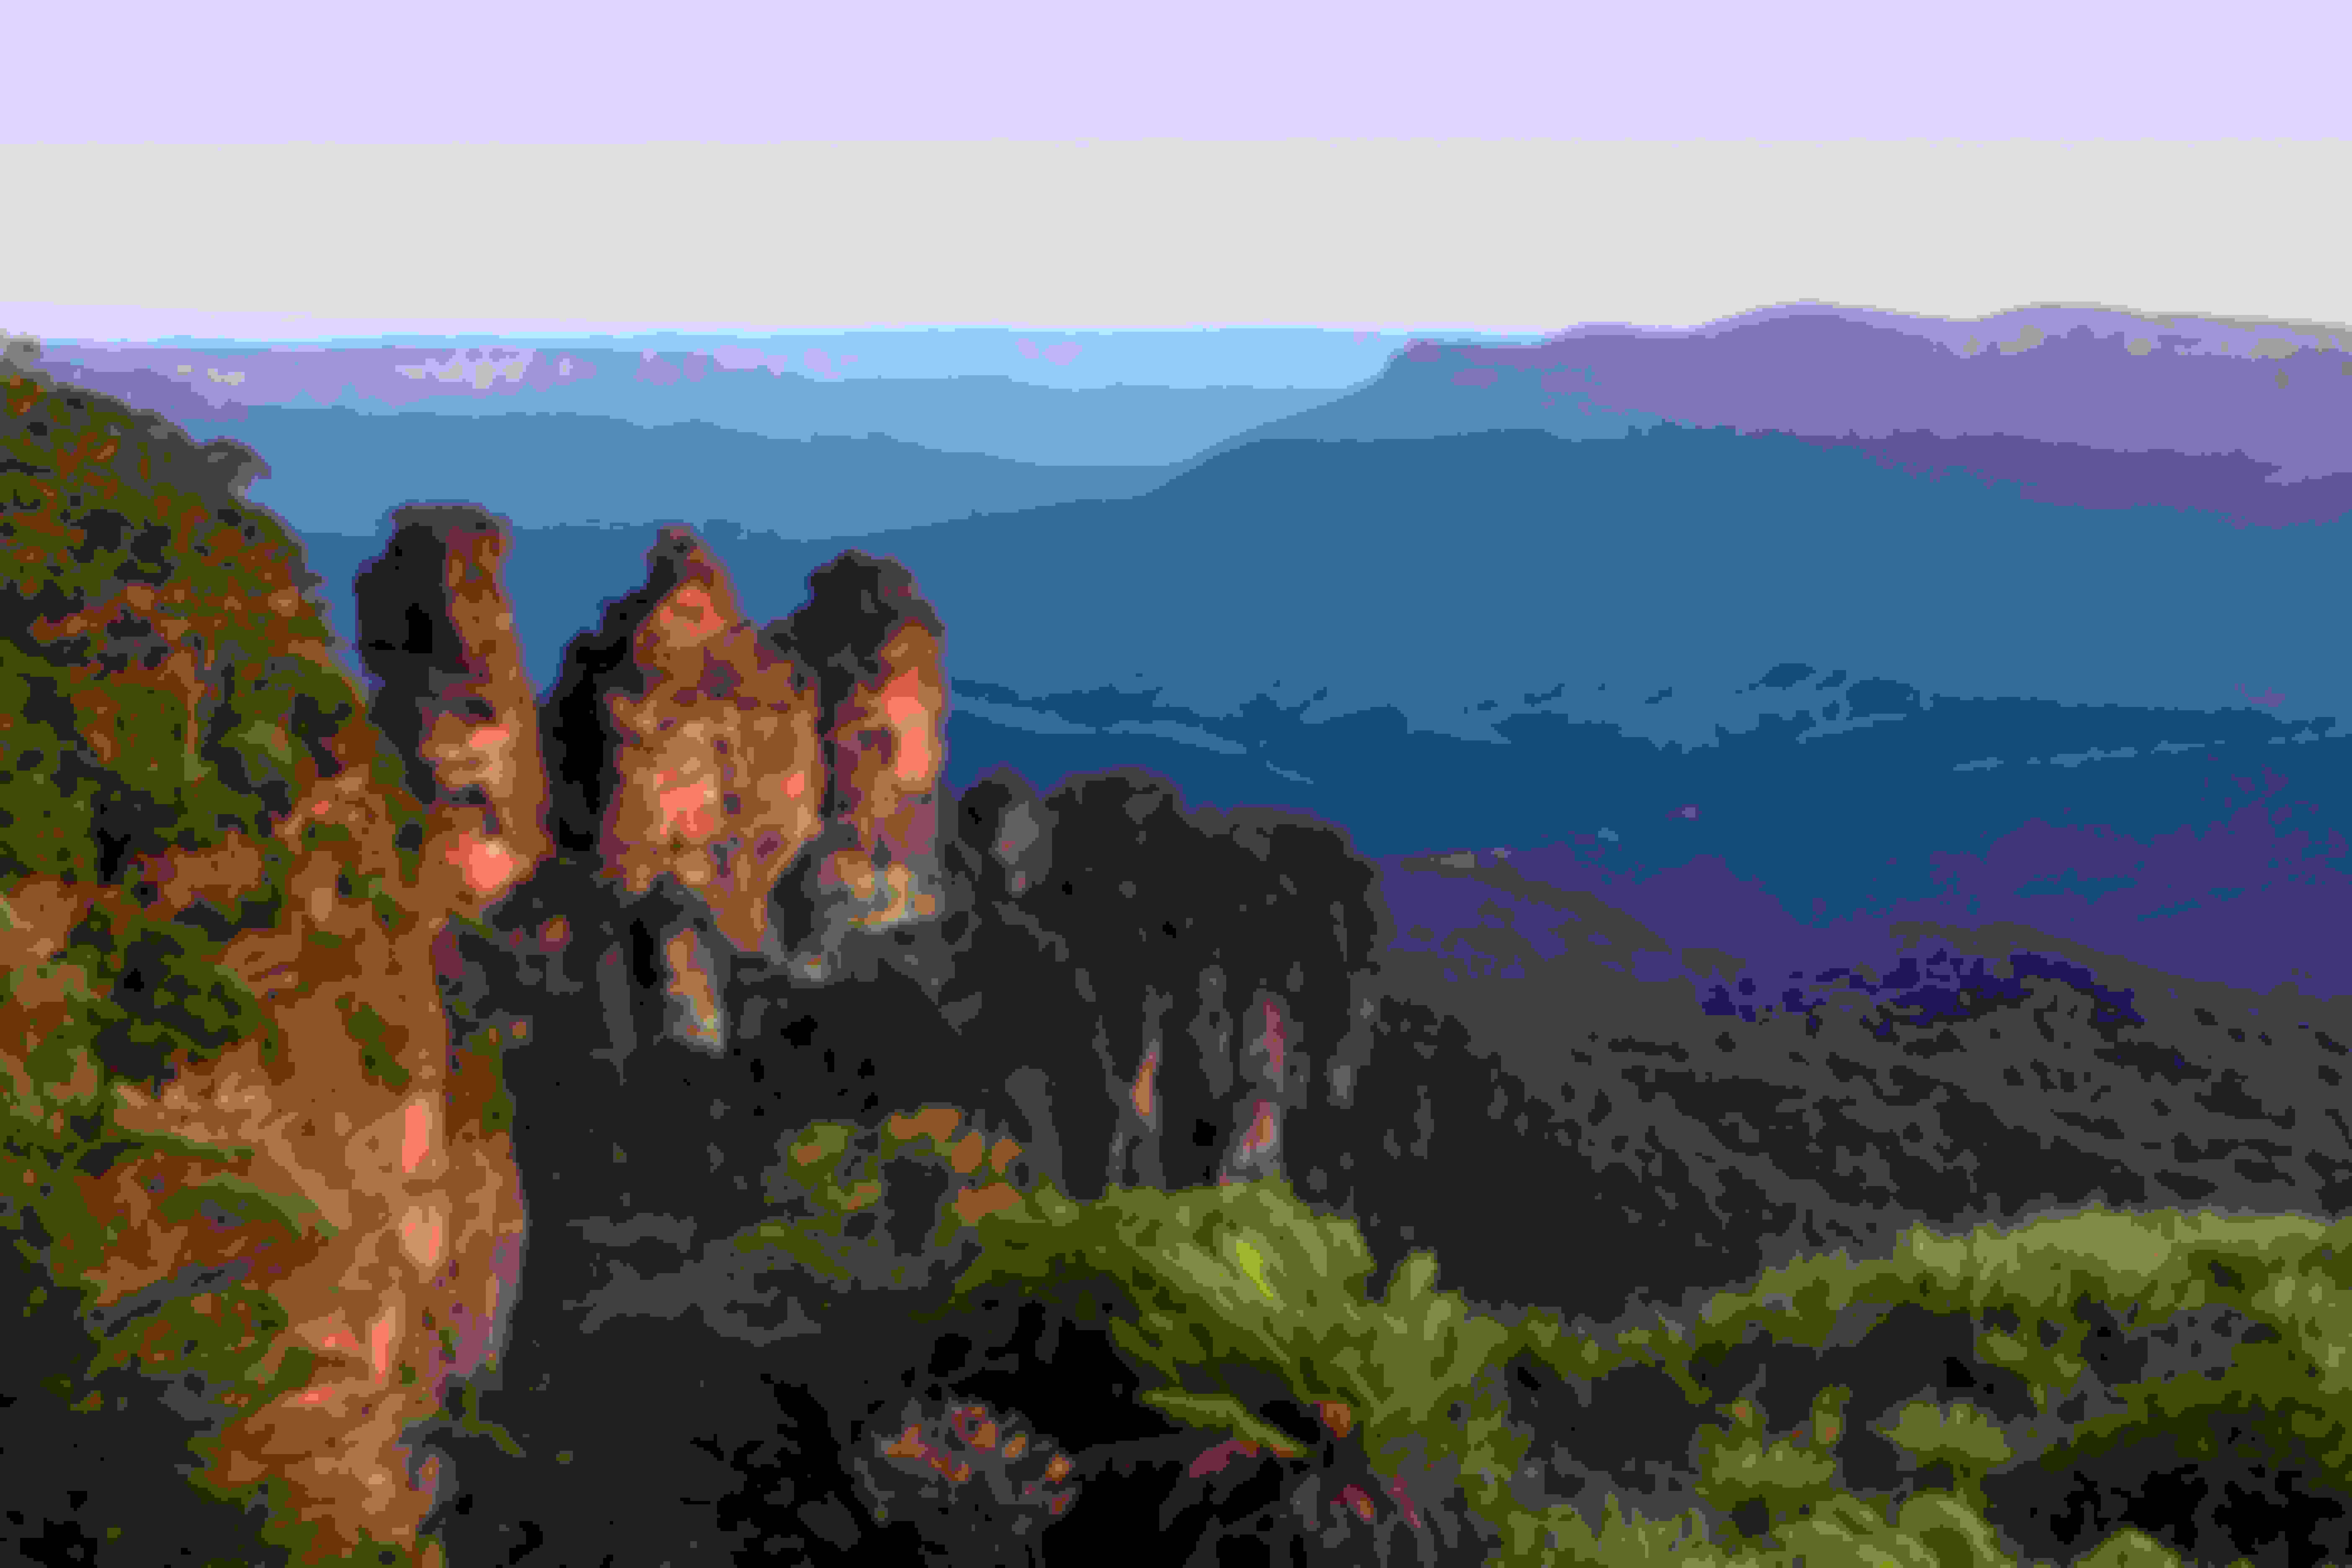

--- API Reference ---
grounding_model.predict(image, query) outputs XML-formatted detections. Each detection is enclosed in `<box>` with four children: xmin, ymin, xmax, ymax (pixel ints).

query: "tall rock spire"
<box><xmin>352</xmin><ymin>503</ymin><xmax>551</xmax><ymax>906</ymax></box>
<box><xmin>775</xmin><ymin>549</ymin><xmax>950</xmax><ymax>973</ymax></box>
<box><xmin>542</xmin><ymin>526</ymin><xmax>827</xmax><ymax>1044</ymax></box>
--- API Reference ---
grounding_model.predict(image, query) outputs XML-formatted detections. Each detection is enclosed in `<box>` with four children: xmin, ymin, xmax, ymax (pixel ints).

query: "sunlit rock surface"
<box><xmin>542</xmin><ymin>526</ymin><xmax>831</xmax><ymax>1049</ymax></box>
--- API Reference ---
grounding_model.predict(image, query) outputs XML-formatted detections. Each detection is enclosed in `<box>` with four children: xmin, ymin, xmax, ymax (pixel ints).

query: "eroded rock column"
<box><xmin>543</xmin><ymin>527</ymin><xmax>826</xmax><ymax>1047</ymax></box>
<box><xmin>778</xmin><ymin>551</ymin><xmax>950</xmax><ymax>970</ymax></box>
<box><xmin>352</xmin><ymin>503</ymin><xmax>551</xmax><ymax>907</ymax></box>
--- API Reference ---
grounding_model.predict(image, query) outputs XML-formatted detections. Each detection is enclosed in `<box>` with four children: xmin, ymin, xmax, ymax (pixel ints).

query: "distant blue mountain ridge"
<box><xmin>178</xmin><ymin>407</ymin><xmax>1177</xmax><ymax>539</ymax></box>
<box><xmin>41</xmin><ymin>326</ymin><xmax>1428</xmax><ymax>395</ymax></box>
<box><xmin>38</xmin><ymin>341</ymin><xmax>1349</xmax><ymax>471</ymax></box>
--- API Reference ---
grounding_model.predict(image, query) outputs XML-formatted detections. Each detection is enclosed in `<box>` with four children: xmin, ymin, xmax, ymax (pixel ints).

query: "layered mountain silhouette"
<box><xmin>31</xmin><ymin>340</ymin><xmax>1338</xmax><ymax>468</ymax></box>
<box><xmin>1199</xmin><ymin>302</ymin><xmax>2352</xmax><ymax>521</ymax></box>
<box><xmin>177</xmin><ymin>408</ymin><xmax>1182</xmax><ymax>539</ymax></box>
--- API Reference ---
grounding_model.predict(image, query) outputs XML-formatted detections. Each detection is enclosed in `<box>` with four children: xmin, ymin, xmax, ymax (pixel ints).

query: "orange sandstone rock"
<box><xmin>539</xmin><ymin>528</ymin><xmax>830</xmax><ymax>1047</ymax></box>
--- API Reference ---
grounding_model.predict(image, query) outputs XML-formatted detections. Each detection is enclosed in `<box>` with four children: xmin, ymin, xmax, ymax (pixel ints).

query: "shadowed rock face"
<box><xmin>975</xmin><ymin>772</ymin><xmax>1384</xmax><ymax>1202</ymax></box>
<box><xmin>352</xmin><ymin>503</ymin><xmax>552</xmax><ymax>905</ymax></box>
<box><xmin>781</xmin><ymin>550</ymin><xmax>951</xmax><ymax>959</ymax></box>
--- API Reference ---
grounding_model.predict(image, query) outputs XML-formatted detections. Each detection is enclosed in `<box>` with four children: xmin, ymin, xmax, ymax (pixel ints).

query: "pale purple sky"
<box><xmin>15</xmin><ymin>0</ymin><xmax>2347</xmax><ymax>141</ymax></box>
<box><xmin>8</xmin><ymin>3</ymin><xmax>2349</xmax><ymax>337</ymax></box>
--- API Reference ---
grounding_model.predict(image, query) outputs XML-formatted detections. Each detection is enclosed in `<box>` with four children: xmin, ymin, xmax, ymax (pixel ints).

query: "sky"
<box><xmin>6</xmin><ymin>1</ymin><xmax>2350</xmax><ymax>340</ymax></box>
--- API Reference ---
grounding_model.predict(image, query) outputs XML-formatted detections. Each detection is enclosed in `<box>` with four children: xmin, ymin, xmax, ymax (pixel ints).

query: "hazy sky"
<box><xmin>8</xmin><ymin>1</ymin><xmax>2348</xmax><ymax>338</ymax></box>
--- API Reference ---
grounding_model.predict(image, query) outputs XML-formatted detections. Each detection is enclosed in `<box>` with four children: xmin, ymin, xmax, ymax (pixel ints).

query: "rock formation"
<box><xmin>353</xmin><ymin>502</ymin><xmax>552</xmax><ymax>906</ymax></box>
<box><xmin>1</xmin><ymin>345</ymin><xmax>1387</xmax><ymax>1564</ymax></box>
<box><xmin>776</xmin><ymin>548</ymin><xmax>952</xmax><ymax>968</ymax></box>
<box><xmin>540</xmin><ymin>526</ymin><xmax>828</xmax><ymax>1050</ymax></box>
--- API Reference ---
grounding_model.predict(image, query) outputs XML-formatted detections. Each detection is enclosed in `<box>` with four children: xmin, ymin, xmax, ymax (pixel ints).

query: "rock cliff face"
<box><xmin>408</xmin><ymin>531</ymin><xmax>1039</xmax><ymax>1566</ymax></box>
<box><xmin>0</xmin><ymin>370</ymin><xmax>527</xmax><ymax>1565</ymax></box>
<box><xmin>784</xmin><ymin>550</ymin><xmax>951</xmax><ymax>951</ymax></box>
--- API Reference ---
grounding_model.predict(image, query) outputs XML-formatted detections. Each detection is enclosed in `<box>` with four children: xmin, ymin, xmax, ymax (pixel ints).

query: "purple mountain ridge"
<box><xmin>1444</xmin><ymin>302</ymin><xmax>2352</xmax><ymax>471</ymax></box>
<box><xmin>1380</xmin><ymin>302</ymin><xmax>2352</xmax><ymax>529</ymax></box>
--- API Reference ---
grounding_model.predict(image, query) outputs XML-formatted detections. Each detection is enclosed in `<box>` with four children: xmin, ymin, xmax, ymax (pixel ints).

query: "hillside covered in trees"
<box><xmin>10</xmin><ymin>353</ymin><xmax>2352</xmax><ymax>1568</ymax></box>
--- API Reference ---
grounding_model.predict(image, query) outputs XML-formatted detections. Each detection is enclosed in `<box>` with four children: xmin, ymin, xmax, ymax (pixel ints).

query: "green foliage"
<box><xmin>151</xmin><ymin>1170</ymin><xmax>337</xmax><ymax>1243</ymax></box>
<box><xmin>83</xmin><ymin>1279</ymin><xmax>291</xmax><ymax>1386</ymax></box>
<box><xmin>726</xmin><ymin>1100</ymin><xmax>2352</xmax><ymax>1566</ymax></box>
<box><xmin>0</xmin><ymin>660</ymin><xmax>100</xmax><ymax>882</ymax></box>
<box><xmin>731</xmin><ymin>1107</ymin><xmax>1032</xmax><ymax>1297</ymax></box>
<box><xmin>340</xmin><ymin>995</ymin><xmax>410</xmax><ymax>1092</ymax></box>
<box><xmin>938</xmin><ymin>1176</ymin><xmax>1533</xmax><ymax>1526</ymax></box>
<box><xmin>446</xmin><ymin>1380</ymin><xmax>527</xmax><ymax>1460</ymax></box>
<box><xmin>1891</xmin><ymin>1492</ymin><xmax>2011</xmax><ymax>1568</ymax></box>
<box><xmin>1</xmin><ymin>968</ymin><xmax>106</xmax><ymax>1124</ymax></box>
<box><xmin>64</xmin><ymin>899</ymin><xmax>281</xmax><ymax>1081</ymax></box>
<box><xmin>2071</xmin><ymin>1530</ymin><xmax>2209</xmax><ymax>1568</ymax></box>
<box><xmin>1489</xmin><ymin>1205</ymin><xmax>2352</xmax><ymax>1566</ymax></box>
<box><xmin>1692</xmin><ymin>1386</ymin><xmax>1849</xmax><ymax>1528</ymax></box>
<box><xmin>1879</xmin><ymin>1398</ymin><xmax>2013</xmax><ymax>1484</ymax></box>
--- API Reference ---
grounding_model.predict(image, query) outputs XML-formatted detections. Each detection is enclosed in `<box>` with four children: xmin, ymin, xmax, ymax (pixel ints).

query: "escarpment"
<box><xmin>0</xmin><ymin>371</ymin><xmax>528</xmax><ymax>1565</ymax></box>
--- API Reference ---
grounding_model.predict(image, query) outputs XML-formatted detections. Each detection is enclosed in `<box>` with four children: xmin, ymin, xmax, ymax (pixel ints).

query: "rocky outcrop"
<box><xmin>383</xmin><ymin>519</ymin><xmax>1403</xmax><ymax>1563</ymax></box>
<box><xmin>1</xmin><ymin>343</ymin><xmax>1387</xmax><ymax>1565</ymax></box>
<box><xmin>781</xmin><ymin>549</ymin><xmax>951</xmax><ymax>952</ymax></box>
<box><xmin>353</xmin><ymin>503</ymin><xmax>552</xmax><ymax>906</ymax></box>
<box><xmin>539</xmin><ymin>526</ymin><xmax>830</xmax><ymax>1052</ymax></box>
<box><xmin>400</xmin><ymin>530</ymin><xmax>1018</xmax><ymax>1565</ymax></box>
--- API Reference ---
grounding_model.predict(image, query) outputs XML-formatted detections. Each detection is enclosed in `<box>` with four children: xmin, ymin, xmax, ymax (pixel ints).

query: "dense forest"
<box><xmin>9</xmin><ymin>353</ymin><xmax>2352</xmax><ymax>1568</ymax></box>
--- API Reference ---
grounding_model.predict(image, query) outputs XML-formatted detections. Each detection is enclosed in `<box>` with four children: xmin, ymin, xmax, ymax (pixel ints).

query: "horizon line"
<box><xmin>14</xmin><ymin>296</ymin><xmax>2352</xmax><ymax>349</ymax></box>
